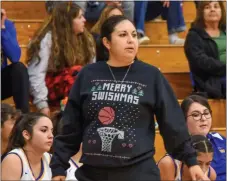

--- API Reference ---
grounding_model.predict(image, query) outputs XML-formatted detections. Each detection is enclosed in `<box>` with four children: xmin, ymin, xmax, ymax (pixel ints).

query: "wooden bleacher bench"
<box><xmin>144</xmin><ymin>20</ymin><xmax>191</xmax><ymax>44</ymax></box>
<box><xmin>13</xmin><ymin>19</ymin><xmax>193</xmax><ymax>45</ymax></box>
<box><xmin>2</xmin><ymin>1</ymin><xmax>47</xmax><ymax>19</ymax></box>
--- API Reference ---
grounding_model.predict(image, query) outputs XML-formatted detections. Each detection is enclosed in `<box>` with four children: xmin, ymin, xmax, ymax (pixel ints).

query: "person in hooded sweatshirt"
<box><xmin>184</xmin><ymin>1</ymin><xmax>226</xmax><ymax>99</ymax></box>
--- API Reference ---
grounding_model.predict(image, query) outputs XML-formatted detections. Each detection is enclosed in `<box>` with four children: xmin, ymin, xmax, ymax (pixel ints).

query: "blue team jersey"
<box><xmin>207</xmin><ymin>132</ymin><xmax>226</xmax><ymax>181</ymax></box>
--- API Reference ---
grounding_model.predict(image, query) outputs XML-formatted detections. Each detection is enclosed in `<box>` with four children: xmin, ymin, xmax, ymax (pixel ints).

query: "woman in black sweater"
<box><xmin>184</xmin><ymin>1</ymin><xmax>226</xmax><ymax>99</ymax></box>
<box><xmin>50</xmin><ymin>15</ymin><xmax>209</xmax><ymax>181</ymax></box>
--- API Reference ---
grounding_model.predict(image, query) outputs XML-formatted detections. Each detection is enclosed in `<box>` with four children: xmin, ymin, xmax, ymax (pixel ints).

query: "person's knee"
<box><xmin>11</xmin><ymin>62</ymin><xmax>28</xmax><ymax>77</ymax></box>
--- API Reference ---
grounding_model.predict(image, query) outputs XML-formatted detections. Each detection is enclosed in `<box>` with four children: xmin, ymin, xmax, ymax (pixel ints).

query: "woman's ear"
<box><xmin>102</xmin><ymin>37</ymin><xmax>111</xmax><ymax>50</ymax></box>
<box><xmin>22</xmin><ymin>130</ymin><xmax>31</xmax><ymax>141</ymax></box>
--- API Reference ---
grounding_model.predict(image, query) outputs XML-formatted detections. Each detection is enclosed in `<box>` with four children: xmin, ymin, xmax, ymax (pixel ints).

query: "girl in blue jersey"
<box><xmin>158</xmin><ymin>135</ymin><xmax>216</xmax><ymax>181</ymax></box>
<box><xmin>1</xmin><ymin>112</ymin><xmax>53</xmax><ymax>180</ymax></box>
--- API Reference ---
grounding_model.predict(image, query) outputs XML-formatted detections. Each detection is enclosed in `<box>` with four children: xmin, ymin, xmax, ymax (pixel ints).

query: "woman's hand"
<box><xmin>1</xmin><ymin>9</ymin><xmax>7</xmax><ymax>29</ymax></box>
<box><xmin>189</xmin><ymin>165</ymin><xmax>210</xmax><ymax>181</ymax></box>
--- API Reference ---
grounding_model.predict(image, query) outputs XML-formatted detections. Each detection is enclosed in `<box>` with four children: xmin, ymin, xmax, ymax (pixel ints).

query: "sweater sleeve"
<box><xmin>50</xmin><ymin>70</ymin><xmax>84</xmax><ymax>177</ymax></box>
<box><xmin>1</xmin><ymin>20</ymin><xmax>21</xmax><ymax>63</ymax></box>
<box><xmin>154</xmin><ymin>69</ymin><xmax>197</xmax><ymax>167</ymax></box>
<box><xmin>184</xmin><ymin>31</ymin><xmax>226</xmax><ymax>77</ymax></box>
<box><xmin>28</xmin><ymin>32</ymin><xmax>52</xmax><ymax>110</ymax></box>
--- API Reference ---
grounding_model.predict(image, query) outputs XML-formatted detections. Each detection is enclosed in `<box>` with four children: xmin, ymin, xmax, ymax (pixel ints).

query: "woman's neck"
<box><xmin>205</xmin><ymin>22</ymin><xmax>219</xmax><ymax>31</ymax></box>
<box><xmin>23</xmin><ymin>146</ymin><xmax>43</xmax><ymax>165</ymax></box>
<box><xmin>107</xmin><ymin>58</ymin><xmax>134</xmax><ymax>67</ymax></box>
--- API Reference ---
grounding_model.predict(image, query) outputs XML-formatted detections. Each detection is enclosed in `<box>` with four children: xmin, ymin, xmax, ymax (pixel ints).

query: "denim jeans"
<box><xmin>134</xmin><ymin>1</ymin><xmax>186</xmax><ymax>35</ymax></box>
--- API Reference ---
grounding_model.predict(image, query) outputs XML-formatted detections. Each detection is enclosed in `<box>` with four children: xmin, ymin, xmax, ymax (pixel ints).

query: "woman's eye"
<box><xmin>41</xmin><ymin>129</ymin><xmax>47</xmax><ymax>132</ymax></box>
<box><xmin>119</xmin><ymin>34</ymin><xmax>126</xmax><ymax>37</ymax></box>
<box><xmin>192</xmin><ymin>113</ymin><xmax>200</xmax><ymax>117</ymax></box>
<box><xmin>132</xmin><ymin>34</ymin><xmax>137</xmax><ymax>38</ymax></box>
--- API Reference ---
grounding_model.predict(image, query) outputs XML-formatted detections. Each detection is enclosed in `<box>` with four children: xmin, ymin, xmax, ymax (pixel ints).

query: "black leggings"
<box><xmin>1</xmin><ymin>62</ymin><xmax>30</xmax><ymax>113</ymax></box>
<box><xmin>75</xmin><ymin>157</ymin><xmax>160</xmax><ymax>181</ymax></box>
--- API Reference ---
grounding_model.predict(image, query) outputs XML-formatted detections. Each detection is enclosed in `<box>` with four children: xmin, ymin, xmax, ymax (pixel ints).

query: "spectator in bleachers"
<box><xmin>1</xmin><ymin>112</ymin><xmax>53</xmax><ymax>180</ymax></box>
<box><xmin>1</xmin><ymin>9</ymin><xmax>30</xmax><ymax>113</ymax></box>
<box><xmin>27</xmin><ymin>3</ymin><xmax>95</xmax><ymax>116</ymax></box>
<box><xmin>184</xmin><ymin>1</ymin><xmax>226</xmax><ymax>99</ymax></box>
<box><xmin>134</xmin><ymin>1</ymin><xmax>186</xmax><ymax>45</ymax></box>
<box><xmin>50</xmin><ymin>15</ymin><xmax>209</xmax><ymax>181</ymax></box>
<box><xmin>91</xmin><ymin>5</ymin><xmax>124</xmax><ymax>61</ymax></box>
<box><xmin>45</xmin><ymin>1</ymin><xmax>134</xmax><ymax>22</ymax></box>
<box><xmin>158</xmin><ymin>135</ymin><xmax>216</xmax><ymax>181</ymax></box>
<box><xmin>1</xmin><ymin>103</ymin><xmax>21</xmax><ymax>161</ymax></box>
<box><xmin>181</xmin><ymin>95</ymin><xmax>226</xmax><ymax>181</ymax></box>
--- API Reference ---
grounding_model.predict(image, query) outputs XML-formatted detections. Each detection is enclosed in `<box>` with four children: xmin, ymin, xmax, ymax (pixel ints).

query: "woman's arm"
<box><xmin>154</xmin><ymin>69</ymin><xmax>197</xmax><ymax>167</ymax></box>
<box><xmin>1</xmin><ymin>154</ymin><xmax>23</xmax><ymax>180</ymax></box>
<box><xmin>50</xmin><ymin>69</ymin><xmax>85</xmax><ymax>178</ymax></box>
<box><xmin>1</xmin><ymin>19</ymin><xmax>21</xmax><ymax>63</ymax></box>
<box><xmin>28</xmin><ymin>32</ymin><xmax>52</xmax><ymax>110</ymax></box>
<box><xmin>157</xmin><ymin>156</ymin><xmax>176</xmax><ymax>181</ymax></box>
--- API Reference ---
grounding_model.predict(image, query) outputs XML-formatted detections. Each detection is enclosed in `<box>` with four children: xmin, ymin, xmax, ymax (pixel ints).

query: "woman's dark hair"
<box><xmin>98</xmin><ymin>15</ymin><xmax>133</xmax><ymax>61</ymax></box>
<box><xmin>6</xmin><ymin>112</ymin><xmax>49</xmax><ymax>152</ymax></box>
<box><xmin>193</xmin><ymin>1</ymin><xmax>226</xmax><ymax>29</ymax></box>
<box><xmin>181</xmin><ymin>95</ymin><xmax>212</xmax><ymax>120</ymax></box>
<box><xmin>52</xmin><ymin>111</ymin><xmax>63</xmax><ymax>137</ymax></box>
<box><xmin>191</xmin><ymin>135</ymin><xmax>214</xmax><ymax>154</ymax></box>
<box><xmin>1</xmin><ymin>103</ymin><xmax>21</xmax><ymax>127</ymax></box>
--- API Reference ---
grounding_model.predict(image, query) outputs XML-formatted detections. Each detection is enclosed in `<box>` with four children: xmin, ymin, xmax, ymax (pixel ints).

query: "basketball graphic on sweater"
<box><xmin>98</xmin><ymin>107</ymin><xmax>115</xmax><ymax>125</ymax></box>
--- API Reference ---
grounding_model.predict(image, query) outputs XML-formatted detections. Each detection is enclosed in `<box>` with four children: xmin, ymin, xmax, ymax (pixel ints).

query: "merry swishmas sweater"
<box><xmin>50</xmin><ymin>60</ymin><xmax>197</xmax><ymax>177</ymax></box>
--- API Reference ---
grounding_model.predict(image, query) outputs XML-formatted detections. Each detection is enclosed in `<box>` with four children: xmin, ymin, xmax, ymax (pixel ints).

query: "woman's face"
<box><xmin>107</xmin><ymin>8</ymin><xmax>123</xmax><ymax>18</ymax></box>
<box><xmin>197</xmin><ymin>152</ymin><xmax>213</xmax><ymax>174</ymax></box>
<box><xmin>73</xmin><ymin>9</ymin><xmax>86</xmax><ymax>35</ymax></box>
<box><xmin>104</xmin><ymin>20</ymin><xmax>138</xmax><ymax>63</ymax></box>
<box><xmin>27</xmin><ymin>117</ymin><xmax>53</xmax><ymax>153</ymax></box>
<box><xmin>186</xmin><ymin>102</ymin><xmax>212</xmax><ymax>136</ymax></box>
<box><xmin>203</xmin><ymin>1</ymin><xmax>222</xmax><ymax>24</ymax></box>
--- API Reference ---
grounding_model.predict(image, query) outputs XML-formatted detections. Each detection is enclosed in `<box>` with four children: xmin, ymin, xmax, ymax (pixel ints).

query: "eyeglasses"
<box><xmin>187</xmin><ymin>111</ymin><xmax>212</xmax><ymax>121</ymax></box>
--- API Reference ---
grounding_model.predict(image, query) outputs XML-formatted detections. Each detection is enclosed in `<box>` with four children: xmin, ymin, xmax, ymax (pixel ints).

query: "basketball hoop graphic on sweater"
<box><xmin>97</xmin><ymin>127</ymin><xmax>124</xmax><ymax>152</ymax></box>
